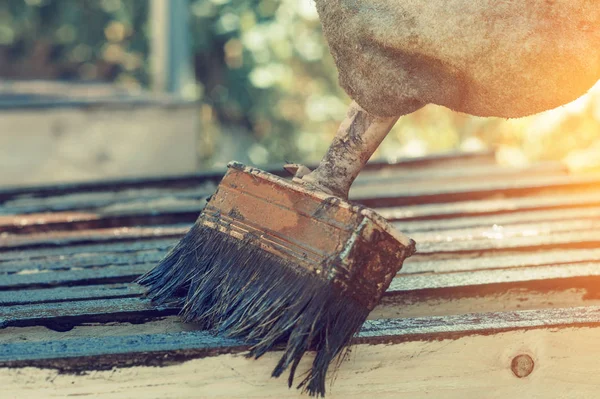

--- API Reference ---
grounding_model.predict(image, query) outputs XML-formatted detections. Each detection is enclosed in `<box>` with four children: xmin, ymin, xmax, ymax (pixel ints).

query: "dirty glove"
<box><xmin>316</xmin><ymin>0</ymin><xmax>600</xmax><ymax>118</ymax></box>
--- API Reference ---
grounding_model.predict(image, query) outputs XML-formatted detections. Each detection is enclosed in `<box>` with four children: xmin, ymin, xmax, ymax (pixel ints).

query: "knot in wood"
<box><xmin>511</xmin><ymin>354</ymin><xmax>534</xmax><ymax>378</ymax></box>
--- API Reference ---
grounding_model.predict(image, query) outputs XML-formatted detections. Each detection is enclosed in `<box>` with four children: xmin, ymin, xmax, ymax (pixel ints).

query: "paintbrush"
<box><xmin>137</xmin><ymin>101</ymin><xmax>416</xmax><ymax>396</ymax></box>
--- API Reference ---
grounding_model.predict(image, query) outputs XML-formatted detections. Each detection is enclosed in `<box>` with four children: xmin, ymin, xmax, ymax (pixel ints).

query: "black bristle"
<box><xmin>136</xmin><ymin>224</ymin><xmax>371</xmax><ymax>397</ymax></box>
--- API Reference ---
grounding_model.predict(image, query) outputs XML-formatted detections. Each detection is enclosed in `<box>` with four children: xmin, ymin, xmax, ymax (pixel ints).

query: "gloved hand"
<box><xmin>316</xmin><ymin>0</ymin><xmax>600</xmax><ymax>118</ymax></box>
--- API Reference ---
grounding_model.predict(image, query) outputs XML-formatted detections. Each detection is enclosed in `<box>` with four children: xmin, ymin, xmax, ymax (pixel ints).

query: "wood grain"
<box><xmin>3</xmin><ymin>327</ymin><xmax>600</xmax><ymax>398</ymax></box>
<box><xmin>3</xmin><ymin>153</ymin><xmax>600</xmax><ymax>398</ymax></box>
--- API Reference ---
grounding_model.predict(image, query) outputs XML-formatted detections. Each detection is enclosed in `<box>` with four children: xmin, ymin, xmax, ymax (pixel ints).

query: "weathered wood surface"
<box><xmin>0</xmin><ymin>81</ymin><xmax>199</xmax><ymax>187</ymax></box>
<box><xmin>3</xmin><ymin>151</ymin><xmax>600</xmax><ymax>397</ymax></box>
<box><xmin>4</xmin><ymin>305</ymin><xmax>600</xmax><ymax>366</ymax></box>
<box><xmin>5</xmin><ymin>328</ymin><xmax>599</xmax><ymax>399</ymax></box>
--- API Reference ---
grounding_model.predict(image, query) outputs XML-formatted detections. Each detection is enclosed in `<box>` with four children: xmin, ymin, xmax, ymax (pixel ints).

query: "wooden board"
<box><xmin>0</xmin><ymin>81</ymin><xmax>199</xmax><ymax>187</ymax></box>
<box><xmin>3</xmin><ymin>151</ymin><xmax>600</xmax><ymax>397</ymax></box>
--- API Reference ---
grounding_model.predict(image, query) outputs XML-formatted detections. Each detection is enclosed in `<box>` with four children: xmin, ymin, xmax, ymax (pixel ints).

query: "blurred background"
<box><xmin>1</xmin><ymin>0</ymin><xmax>599</xmax><ymax>187</ymax></box>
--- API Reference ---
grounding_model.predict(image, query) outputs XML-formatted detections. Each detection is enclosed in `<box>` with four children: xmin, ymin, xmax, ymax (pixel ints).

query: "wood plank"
<box><xmin>3</xmin><ymin>327</ymin><xmax>597</xmax><ymax>398</ymax></box>
<box><xmin>351</xmin><ymin>172</ymin><xmax>600</xmax><ymax>207</ymax></box>
<box><xmin>379</xmin><ymin>192</ymin><xmax>600</xmax><ymax>221</ymax></box>
<box><xmin>0</xmin><ymin>285</ymin><xmax>582</xmax><ymax>325</ymax></box>
<box><xmin>0</xmin><ymin>249</ymin><xmax>164</xmax><ymax>274</ymax></box>
<box><xmin>0</xmin><ymin>297</ymin><xmax>175</xmax><ymax>328</ymax></box>
<box><xmin>6</xmin><ymin>243</ymin><xmax>595</xmax><ymax>279</ymax></box>
<box><xmin>3</xmin><ymin>239</ymin><xmax>597</xmax><ymax>278</ymax></box>
<box><xmin>6</xmin><ymin>222</ymin><xmax>600</xmax><ymax>255</ymax></box>
<box><xmin>4</xmin><ymin>256</ymin><xmax>599</xmax><ymax>305</ymax></box>
<box><xmin>416</xmin><ymin>230</ymin><xmax>600</xmax><ymax>254</ymax></box>
<box><xmin>0</xmin><ymin>316</ymin><xmax>191</xmax><ymax>344</ymax></box>
<box><xmin>4</xmin><ymin>200</ymin><xmax>599</xmax><ymax>244</ymax></box>
<box><xmin>409</xmin><ymin>218</ymin><xmax>600</xmax><ymax>243</ymax></box>
<box><xmin>0</xmin><ymin>172</ymin><xmax>221</xmax><ymax>204</ymax></box>
<box><xmin>0</xmin><ymin>209</ymin><xmax>199</xmax><ymax>234</ymax></box>
<box><xmin>3</xmin><ymin>192</ymin><xmax>598</xmax><ymax>239</ymax></box>
<box><xmin>0</xmin><ymin>239</ymin><xmax>176</xmax><ymax>262</ymax></box>
<box><xmin>403</xmin><ymin>248</ymin><xmax>600</xmax><ymax>274</ymax></box>
<box><xmin>2</xmin><ymin>236</ymin><xmax>598</xmax><ymax>289</ymax></box>
<box><xmin>8</xmin><ymin>225</ymin><xmax>600</xmax><ymax>255</ymax></box>
<box><xmin>0</xmin><ymin>284</ymin><xmax>144</xmax><ymax>306</ymax></box>
<box><xmin>3</xmin><ymin>154</ymin><xmax>599</xmax><ymax>398</ymax></box>
<box><xmin>0</xmin><ymin>151</ymin><xmax>494</xmax><ymax>202</ymax></box>
<box><xmin>4</xmin><ymin>271</ymin><xmax>600</xmax><ymax>320</ymax></box>
<box><xmin>375</xmin><ymin>287</ymin><xmax>598</xmax><ymax>319</ymax></box>
<box><xmin>7</xmin><ymin>170</ymin><xmax>600</xmax><ymax>218</ymax></box>
<box><xmin>0</xmin><ymin>225</ymin><xmax>188</xmax><ymax>250</ymax></box>
<box><xmin>391</xmin><ymin>262</ymin><xmax>600</xmax><ymax>291</ymax></box>
<box><xmin>0</xmin><ymin>329</ymin><xmax>237</xmax><ymax>364</ymax></box>
<box><xmin>394</xmin><ymin>206</ymin><xmax>600</xmax><ymax>232</ymax></box>
<box><xmin>8</xmin><ymin>153</ymin><xmax>599</xmax><ymax>398</ymax></box>
<box><xmin>354</xmin><ymin>162</ymin><xmax>566</xmax><ymax>186</ymax></box>
<box><xmin>0</xmin><ymin>186</ymin><xmax>210</xmax><ymax>215</ymax></box>
<box><xmin>2</xmin><ymin>280</ymin><xmax>594</xmax><ymax>320</ymax></box>
<box><xmin>16</xmin><ymin>262</ymin><xmax>596</xmax><ymax>304</ymax></box>
<box><xmin>3</xmin><ymin>305</ymin><xmax>600</xmax><ymax>364</ymax></box>
<box><xmin>7</xmin><ymin>265</ymin><xmax>599</xmax><ymax>340</ymax></box>
<box><xmin>6</xmin><ymin>190</ymin><xmax>597</xmax><ymax>237</ymax></box>
<box><xmin>1</xmin><ymin>162</ymin><xmax>593</xmax><ymax>218</ymax></box>
<box><xmin>359</xmin><ymin>150</ymin><xmax>495</xmax><ymax>171</ymax></box>
<box><xmin>0</xmin><ymin>263</ymin><xmax>150</xmax><ymax>289</ymax></box>
<box><xmin>5</xmin><ymin>261</ymin><xmax>600</xmax><ymax>324</ymax></box>
<box><xmin>4</xmin><ymin>226</ymin><xmax>600</xmax><ymax>291</ymax></box>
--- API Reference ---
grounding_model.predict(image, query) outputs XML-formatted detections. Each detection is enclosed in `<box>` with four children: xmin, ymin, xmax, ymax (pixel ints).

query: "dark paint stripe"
<box><xmin>0</xmin><ymin>297</ymin><xmax>175</xmax><ymax>328</ymax></box>
<box><xmin>1</xmin><ymin>250</ymin><xmax>165</xmax><ymax>273</ymax></box>
<box><xmin>0</xmin><ymin>238</ymin><xmax>176</xmax><ymax>262</ymax></box>
<box><xmin>2</xmin><ymin>305</ymin><xmax>600</xmax><ymax>365</ymax></box>
<box><xmin>4</xmin><ymin>262</ymin><xmax>600</xmax><ymax>316</ymax></box>
<box><xmin>0</xmin><ymin>263</ymin><xmax>150</xmax><ymax>289</ymax></box>
<box><xmin>0</xmin><ymin>283</ymin><xmax>144</xmax><ymax>306</ymax></box>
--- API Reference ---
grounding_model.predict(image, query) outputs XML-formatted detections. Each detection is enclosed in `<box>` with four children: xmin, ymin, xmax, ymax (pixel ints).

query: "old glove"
<box><xmin>316</xmin><ymin>0</ymin><xmax>600</xmax><ymax>118</ymax></box>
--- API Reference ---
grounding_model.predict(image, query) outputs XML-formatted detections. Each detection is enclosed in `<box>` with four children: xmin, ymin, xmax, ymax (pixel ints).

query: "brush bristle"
<box><xmin>137</xmin><ymin>223</ymin><xmax>371</xmax><ymax>397</ymax></box>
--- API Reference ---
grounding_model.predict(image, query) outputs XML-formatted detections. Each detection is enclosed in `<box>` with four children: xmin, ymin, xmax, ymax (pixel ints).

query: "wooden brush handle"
<box><xmin>301</xmin><ymin>101</ymin><xmax>421</xmax><ymax>199</ymax></box>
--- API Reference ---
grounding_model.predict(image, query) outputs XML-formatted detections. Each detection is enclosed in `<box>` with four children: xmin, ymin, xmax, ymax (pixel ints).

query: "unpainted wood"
<box><xmin>0</xmin><ymin>106</ymin><xmax>198</xmax><ymax>187</ymax></box>
<box><xmin>3</xmin><ymin>327</ymin><xmax>600</xmax><ymax>398</ymax></box>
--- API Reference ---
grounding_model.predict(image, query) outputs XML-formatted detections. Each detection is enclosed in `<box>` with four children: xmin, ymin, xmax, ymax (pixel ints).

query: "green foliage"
<box><xmin>1</xmin><ymin>0</ymin><xmax>599</xmax><ymax>169</ymax></box>
<box><xmin>0</xmin><ymin>0</ymin><xmax>148</xmax><ymax>84</ymax></box>
<box><xmin>188</xmin><ymin>0</ymin><xmax>350</xmax><ymax>166</ymax></box>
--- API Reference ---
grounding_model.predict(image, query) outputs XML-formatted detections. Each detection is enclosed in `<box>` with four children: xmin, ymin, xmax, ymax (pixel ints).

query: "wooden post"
<box><xmin>150</xmin><ymin>0</ymin><xmax>194</xmax><ymax>96</ymax></box>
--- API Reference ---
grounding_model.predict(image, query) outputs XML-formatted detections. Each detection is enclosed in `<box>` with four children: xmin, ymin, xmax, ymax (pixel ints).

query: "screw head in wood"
<box><xmin>511</xmin><ymin>354</ymin><xmax>534</xmax><ymax>378</ymax></box>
